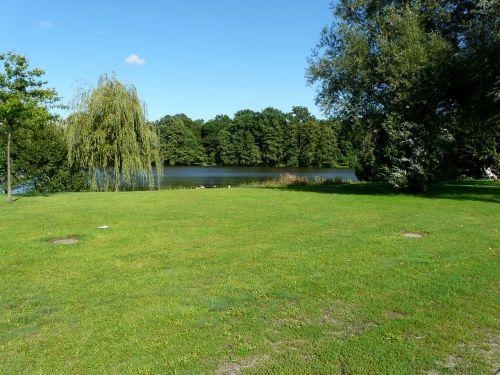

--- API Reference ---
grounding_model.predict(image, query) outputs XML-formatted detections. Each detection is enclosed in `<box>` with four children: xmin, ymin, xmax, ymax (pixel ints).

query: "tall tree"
<box><xmin>307</xmin><ymin>1</ymin><xmax>499</xmax><ymax>191</ymax></box>
<box><xmin>11</xmin><ymin>117</ymin><xmax>84</xmax><ymax>193</ymax></box>
<box><xmin>232</xmin><ymin>110</ymin><xmax>262</xmax><ymax>165</ymax></box>
<box><xmin>260</xmin><ymin>107</ymin><xmax>286</xmax><ymax>166</ymax></box>
<box><xmin>217</xmin><ymin>127</ymin><xmax>238</xmax><ymax>165</ymax></box>
<box><xmin>299</xmin><ymin>119</ymin><xmax>321</xmax><ymax>167</ymax></box>
<box><xmin>67</xmin><ymin>74</ymin><xmax>161</xmax><ymax>192</ymax></box>
<box><xmin>172</xmin><ymin>113</ymin><xmax>204</xmax><ymax>142</ymax></box>
<box><xmin>0</xmin><ymin>52</ymin><xmax>59</xmax><ymax>202</ymax></box>
<box><xmin>158</xmin><ymin>115</ymin><xmax>206</xmax><ymax>165</ymax></box>
<box><xmin>202</xmin><ymin>115</ymin><xmax>232</xmax><ymax>164</ymax></box>
<box><xmin>445</xmin><ymin>0</ymin><xmax>500</xmax><ymax>176</ymax></box>
<box><xmin>317</xmin><ymin>120</ymin><xmax>340</xmax><ymax>167</ymax></box>
<box><xmin>282</xmin><ymin>119</ymin><xmax>299</xmax><ymax>167</ymax></box>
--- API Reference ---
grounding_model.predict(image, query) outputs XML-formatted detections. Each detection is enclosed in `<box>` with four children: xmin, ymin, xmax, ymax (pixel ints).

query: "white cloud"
<box><xmin>125</xmin><ymin>54</ymin><xmax>146</xmax><ymax>65</ymax></box>
<box><xmin>97</xmin><ymin>29</ymin><xmax>107</xmax><ymax>35</ymax></box>
<box><xmin>39</xmin><ymin>20</ymin><xmax>54</xmax><ymax>28</ymax></box>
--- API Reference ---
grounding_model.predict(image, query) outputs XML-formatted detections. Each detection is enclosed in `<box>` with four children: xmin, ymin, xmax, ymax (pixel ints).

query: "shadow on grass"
<box><xmin>2</xmin><ymin>192</ymin><xmax>52</xmax><ymax>203</ymax></box>
<box><xmin>21</xmin><ymin>192</ymin><xmax>51</xmax><ymax>197</ymax></box>
<box><xmin>0</xmin><ymin>196</ymin><xmax>24</xmax><ymax>203</ymax></box>
<box><xmin>270</xmin><ymin>180</ymin><xmax>500</xmax><ymax>204</ymax></box>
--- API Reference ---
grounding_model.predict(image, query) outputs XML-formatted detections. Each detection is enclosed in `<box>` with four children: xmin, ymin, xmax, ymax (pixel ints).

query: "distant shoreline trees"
<box><xmin>156</xmin><ymin>107</ymin><xmax>347</xmax><ymax>168</ymax></box>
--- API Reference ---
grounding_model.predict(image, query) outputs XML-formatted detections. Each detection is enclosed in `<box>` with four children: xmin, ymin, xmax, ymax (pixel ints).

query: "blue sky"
<box><xmin>1</xmin><ymin>0</ymin><xmax>334</xmax><ymax>121</ymax></box>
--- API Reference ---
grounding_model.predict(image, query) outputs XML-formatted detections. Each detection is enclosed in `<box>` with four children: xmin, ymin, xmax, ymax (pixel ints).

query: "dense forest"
<box><xmin>157</xmin><ymin>107</ymin><xmax>353</xmax><ymax>168</ymax></box>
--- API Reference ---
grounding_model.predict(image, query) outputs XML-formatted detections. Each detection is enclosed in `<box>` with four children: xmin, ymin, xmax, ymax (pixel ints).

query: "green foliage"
<box><xmin>282</xmin><ymin>121</ymin><xmax>299</xmax><ymax>167</ymax></box>
<box><xmin>0</xmin><ymin>51</ymin><xmax>59</xmax><ymax>199</ymax></box>
<box><xmin>158</xmin><ymin>107</ymin><xmax>342</xmax><ymax>168</ymax></box>
<box><xmin>231</xmin><ymin>110</ymin><xmax>262</xmax><ymax>166</ymax></box>
<box><xmin>0</xmin><ymin>117</ymin><xmax>84</xmax><ymax>193</ymax></box>
<box><xmin>217</xmin><ymin>127</ymin><xmax>238</xmax><ymax>165</ymax></box>
<box><xmin>298</xmin><ymin>119</ymin><xmax>321</xmax><ymax>166</ymax></box>
<box><xmin>0</xmin><ymin>52</ymin><xmax>59</xmax><ymax>122</ymax></box>
<box><xmin>260</xmin><ymin>107</ymin><xmax>286</xmax><ymax>166</ymax></box>
<box><xmin>67</xmin><ymin>74</ymin><xmax>161</xmax><ymax>191</ymax></box>
<box><xmin>379</xmin><ymin>118</ymin><xmax>453</xmax><ymax>192</ymax></box>
<box><xmin>202</xmin><ymin>115</ymin><xmax>232</xmax><ymax>164</ymax></box>
<box><xmin>287</xmin><ymin>107</ymin><xmax>338</xmax><ymax>167</ymax></box>
<box><xmin>157</xmin><ymin>115</ymin><xmax>207</xmax><ymax>166</ymax></box>
<box><xmin>308</xmin><ymin>1</ymin><xmax>500</xmax><ymax>191</ymax></box>
<box><xmin>445</xmin><ymin>0</ymin><xmax>500</xmax><ymax>176</ymax></box>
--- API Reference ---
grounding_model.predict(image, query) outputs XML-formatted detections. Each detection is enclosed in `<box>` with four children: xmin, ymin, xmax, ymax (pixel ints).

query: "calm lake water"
<box><xmin>153</xmin><ymin>166</ymin><xmax>356</xmax><ymax>188</ymax></box>
<box><xmin>3</xmin><ymin>166</ymin><xmax>357</xmax><ymax>193</ymax></box>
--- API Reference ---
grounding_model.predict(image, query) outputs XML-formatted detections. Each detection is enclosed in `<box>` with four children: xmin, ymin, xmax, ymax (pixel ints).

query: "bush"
<box><xmin>378</xmin><ymin>119</ymin><xmax>453</xmax><ymax>192</ymax></box>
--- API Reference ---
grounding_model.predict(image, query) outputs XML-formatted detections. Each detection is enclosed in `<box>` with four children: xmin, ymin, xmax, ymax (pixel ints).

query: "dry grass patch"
<box><xmin>49</xmin><ymin>237</ymin><xmax>79</xmax><ymax>245</ymax></box>
<box><xmin>216</xmin><ymin>354</ymin><xmax>271</xmax><ymax>375</ymax></box>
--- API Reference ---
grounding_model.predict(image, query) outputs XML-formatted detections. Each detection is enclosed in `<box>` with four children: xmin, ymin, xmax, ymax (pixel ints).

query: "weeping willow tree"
<box><xmin>67</xmin><ymin>74</ymin><xmax>162</xmax><ymax>191</ymax></box>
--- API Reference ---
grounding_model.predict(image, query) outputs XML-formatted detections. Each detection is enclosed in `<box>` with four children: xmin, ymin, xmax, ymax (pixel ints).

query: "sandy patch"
<box><xmin>49</xmin><ymin>237</ymin><xmax>79</xmax><ymax>245</ymax></box>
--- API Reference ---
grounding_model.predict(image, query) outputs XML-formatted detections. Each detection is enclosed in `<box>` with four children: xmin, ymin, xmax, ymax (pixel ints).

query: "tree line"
<box><xmin>157</xmin><ymin>108</ymin><xmax>353</xmax><ymax>168</ymax></box>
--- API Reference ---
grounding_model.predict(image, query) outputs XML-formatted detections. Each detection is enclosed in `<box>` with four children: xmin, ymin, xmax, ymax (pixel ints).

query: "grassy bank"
<box><xmin>0</xmin><ymin>182</ymin><xmax>498</xmax><ymax>374</ymax></box>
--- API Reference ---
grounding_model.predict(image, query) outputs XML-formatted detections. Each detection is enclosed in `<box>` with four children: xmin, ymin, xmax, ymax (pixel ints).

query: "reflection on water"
<box><xmin>2</xmin><ymin>166</ymin><xmax>357</xmax><ymax>193</ymax></box>
<box><xmin>151</xmin><ymin>166</ymin><xmax>356</xmax><ymax>188</ymax></box>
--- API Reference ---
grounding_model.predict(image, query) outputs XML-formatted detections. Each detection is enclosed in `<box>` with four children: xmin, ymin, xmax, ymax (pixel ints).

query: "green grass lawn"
<box><xmin>0</xmin><ymin>182</ymin><xmax>499</xmax><ymax>374</ymax></box>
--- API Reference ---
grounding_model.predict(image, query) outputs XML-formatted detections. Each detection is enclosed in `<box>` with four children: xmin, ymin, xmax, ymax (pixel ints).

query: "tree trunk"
<box><xmin>6</xmin><ymin>131</ymin><xmax>12</xmax><ymax>203</ymax></box>
<box><xmin>114</xmin><ymin>166</ymin><xmax>120</xmax><ymax>192</ymax></box>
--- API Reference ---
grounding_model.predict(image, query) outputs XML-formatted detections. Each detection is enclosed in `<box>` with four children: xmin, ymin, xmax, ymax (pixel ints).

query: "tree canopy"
<box><xmin>67</xmin><ymin>74</ymin><xmax>161</xmax><ymax>192</ymax></box>
<box><xmin>308</xmin><ymin>0</ymin><xmax>500</xmax><ymax>191</ymax></box>
<box><xmin>156</xmin><ymin>107</ymin><xmax>343</xmax><ymax>168</ymax></box>
<box><xmin>157</xmin><ymin>114</ymin><xmax>206</xmax><ymax>166</ymax></box>
<box><xmin>0</xmin><ymin>52</ymin><xmax>60</xmax><ymax>200</ymax></box>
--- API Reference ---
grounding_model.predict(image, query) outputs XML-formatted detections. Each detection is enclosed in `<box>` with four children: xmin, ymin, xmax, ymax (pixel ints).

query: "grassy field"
<box><xmin>0</xmin><ymin>182</ymin><xmax>498</xmax><ymax>374</ymax></box>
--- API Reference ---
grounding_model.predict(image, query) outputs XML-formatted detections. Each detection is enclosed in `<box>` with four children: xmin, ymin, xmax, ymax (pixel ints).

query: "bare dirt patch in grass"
<box><xmin>216</xmin><ymin>354</ymin><xmax>271</xmax><ymax>375</ymax></box>
<box><xmin>427</xmin><ymin>331</ymin><xmax>499</xmax><ymax>374</ymax></box>
<box><xmin>383</xmin><ymin>310</ymin><xmax>406</xmax><ymax>319</ymax></box>
<box><xmin>319</xmin><ymin>301</ymin><xmax>377</xmax><ymax>338</ymax></box>
<box><xmin>271</xmin><ymin>300</ymin><xmax>376</xmax><ymax>339</ymax></box>
<box><xmin>402</xmin><ymin>231</ymin><xmax>427</xmax><ymax>238</ymax></box>
<box><xmin>327</xmin><ymin>320</ymin><xmax>377</xmax><ymax>338</ymax></box>
<box><xmin>467</xmin><ymin>331</ymin><xmax>500</xmax><ymax>372</ymax></box>
<box><xmin>443</xmin><ymin>354</ymin><xmax>462</xmax><ymax>369</ymax></box>
<box><xmin>269</xmin><ymin>339</ymin><xmax>316</xmax><ymax>362</ymax></box>
<box><xmin>49</xmin><ymin>237</ymin><xmax>79</xmax><ymax>245</ymax></box>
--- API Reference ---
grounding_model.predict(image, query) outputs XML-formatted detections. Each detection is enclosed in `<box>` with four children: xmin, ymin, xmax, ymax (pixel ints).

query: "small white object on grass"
<box><xmin>97</xmin><ymin>225</ymin><xmax>110</xmax><ymax>229</ymax></box>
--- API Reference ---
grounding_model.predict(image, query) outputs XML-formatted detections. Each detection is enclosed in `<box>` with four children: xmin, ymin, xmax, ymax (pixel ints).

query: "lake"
<box><xmin>2</xmin><ymin>166</ymin><xmax>357</xmax><ymax>193</ymax></box>
<box><xmin>152</xmin><ymin>166</ymin><xmax>356</xmax><ymax>188</ymax></box>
